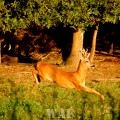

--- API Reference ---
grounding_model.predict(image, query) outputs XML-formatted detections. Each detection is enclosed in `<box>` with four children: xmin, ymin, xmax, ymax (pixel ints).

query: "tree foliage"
<box><xmin>0</xmin><ymin>0</ymin><xmax>120</xmax><ymax>32</ymax></box>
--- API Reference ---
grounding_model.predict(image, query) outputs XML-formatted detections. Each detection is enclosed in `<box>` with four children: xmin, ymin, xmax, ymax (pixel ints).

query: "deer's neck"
<box><xmin>77</xmin><ymin>61</ymin><xmax>88</xmax><ymax>79</ymax></box>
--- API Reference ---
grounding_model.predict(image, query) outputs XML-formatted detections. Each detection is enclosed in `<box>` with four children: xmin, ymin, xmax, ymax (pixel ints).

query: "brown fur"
<box><xmin>33</xmin><ymin>51</ymin><xmax>104</xmax><ymax>100</ymax></box>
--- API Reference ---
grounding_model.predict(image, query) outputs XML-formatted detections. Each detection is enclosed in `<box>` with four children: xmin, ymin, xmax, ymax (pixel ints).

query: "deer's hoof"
<box><xmin>101</xmin><ymin>95</ymin><xmax>105</xmax><ymax>100</ymax></box>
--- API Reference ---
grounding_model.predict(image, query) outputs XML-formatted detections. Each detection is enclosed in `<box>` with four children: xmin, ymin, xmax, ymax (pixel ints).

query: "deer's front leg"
<box><xmin>80</xmin><ymin>86</ymin><xmax>105</xmax><ymax>100</ymax></box>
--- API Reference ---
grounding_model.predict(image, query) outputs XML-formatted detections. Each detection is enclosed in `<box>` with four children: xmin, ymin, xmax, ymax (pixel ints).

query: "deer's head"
<box><xmin>79</xmin><ymin>49</ymin><xmax>94</xmax><ymax>68</ymax></box>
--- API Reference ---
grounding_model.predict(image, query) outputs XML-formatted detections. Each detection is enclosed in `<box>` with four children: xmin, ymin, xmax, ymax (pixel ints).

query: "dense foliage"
<box><xmin>0</xmin><ymin>0</ymin><xmax>120</xmax><ymax>32</ymax></box>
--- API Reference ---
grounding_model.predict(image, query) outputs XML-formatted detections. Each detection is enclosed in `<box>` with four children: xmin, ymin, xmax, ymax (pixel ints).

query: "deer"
<box><xmin>32</xmin><ymin>49</ymin><xmax>104</xmax><ymax>100</ymax></box>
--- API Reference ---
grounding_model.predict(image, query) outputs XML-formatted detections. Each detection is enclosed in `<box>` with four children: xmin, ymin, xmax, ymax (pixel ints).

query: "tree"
<box><xmin>1</xmin><ymin>0</ymin><xmax>91</xmax><ymax>67</ymax></box>
<box><xmin>88</xmin><ymin>0</ymin><xmax>120</xmax><ymax>60</ymax></box>
<box><xmin>0</xmin><ymin>0</ymin><xmax>120</xmax><ymax>65</ymax></box>
<box><xmin>65</xmin><ymin>28</ymin><xmax>83</xmax><ymax>67</ymax></box>
<box><xmin>0</xmin><ymin>37</ymin><xmax>4</xmax><ymax>64</ymax></box>
<box><xmin>52</xmin><ymin>0</ymin><xmax>96</xmax><ymax>68</ymax></box>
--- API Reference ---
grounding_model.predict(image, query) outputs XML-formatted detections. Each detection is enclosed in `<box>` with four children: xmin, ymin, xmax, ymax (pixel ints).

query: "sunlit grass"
<box><xmin>0</xmin><ymin>77</ymin><xmax>120</xmax><ymax>120</ymax></box>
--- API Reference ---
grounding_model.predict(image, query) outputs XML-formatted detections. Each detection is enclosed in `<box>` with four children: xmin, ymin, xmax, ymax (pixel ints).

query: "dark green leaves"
<box><xmin>0</xmin><ymin>0</ymin><xmax>120</xmax><ymax>31</ymax></box>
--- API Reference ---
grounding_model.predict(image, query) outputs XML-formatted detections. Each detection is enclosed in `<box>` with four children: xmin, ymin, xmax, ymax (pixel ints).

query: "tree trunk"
<box><xmin>0</xmin><ymin>42</ymin><xmax>1</xmax><ymax>64</ymax></box>
<box><xmin>65</xmin><ymin>28</ymin><xmax>83</xmax><ymax>69</ymax></box>
<box><xmin>89</xmin><ymin>25</ymin><xmax>98</xmax><ymax>63</ymax></box>
<box><xmin>0</xmin><ymin>38</ymin><xmax>4</xmax><ymax>64</ymax></box>
<box><xmin>108</xmin><ymin>42</ymin><xmax>114</xmax><ymax>55</ymax></box>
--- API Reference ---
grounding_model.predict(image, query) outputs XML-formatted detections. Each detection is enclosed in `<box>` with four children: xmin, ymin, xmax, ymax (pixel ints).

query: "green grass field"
<box><xmin>0</xmin><ymin>77</ymin><xmax>120</xmax><ymax>120</ymax></box>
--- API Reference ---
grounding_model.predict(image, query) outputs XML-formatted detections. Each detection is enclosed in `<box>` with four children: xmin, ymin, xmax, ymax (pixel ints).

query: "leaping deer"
<box><xmin>32</xmin><ymin>49</ymin><xmax>104</xmax><ymax>100</ymax></box>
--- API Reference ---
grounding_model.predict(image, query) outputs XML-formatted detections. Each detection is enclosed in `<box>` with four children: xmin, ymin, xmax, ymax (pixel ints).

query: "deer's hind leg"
<box><xmin>32</xmin><ymin>69</ymin><xmax>40</xmax><ymax>84</ymax></box>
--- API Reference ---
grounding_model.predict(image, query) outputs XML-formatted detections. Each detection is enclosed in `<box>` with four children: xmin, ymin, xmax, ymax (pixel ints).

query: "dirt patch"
<box><xmin>87</xmin><ymin>54</ymin><xmax>120</xmax><ymax>82</ymax></box>
<box><xmin>0</xmin><ymin>54</ymin><xmax>120</xmax><ymax>85</ymax></box>
<box><xmin>0</xmin><ymin>63</ymin><xmax>34</xmax><ymax>85</ymax></box>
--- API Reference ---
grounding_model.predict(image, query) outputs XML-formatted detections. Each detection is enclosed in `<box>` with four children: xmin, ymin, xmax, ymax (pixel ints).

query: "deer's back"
<box><xmin>36</xmin><ymin>62</ymin><xmax>76</xmax><ymax>88</ymax></box>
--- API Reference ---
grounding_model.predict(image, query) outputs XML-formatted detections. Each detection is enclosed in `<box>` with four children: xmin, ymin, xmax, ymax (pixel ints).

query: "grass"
<box><xmin>0</xmin><ymin>77</ymin><xmax>120</xmax><ymax>120</ymax></box>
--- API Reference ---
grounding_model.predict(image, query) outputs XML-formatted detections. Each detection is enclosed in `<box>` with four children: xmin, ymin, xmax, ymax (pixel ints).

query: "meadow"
<box><xmin>0</xmin><ymin>76</ymin><xmax>120</xmax><ymax>120</ymax></box>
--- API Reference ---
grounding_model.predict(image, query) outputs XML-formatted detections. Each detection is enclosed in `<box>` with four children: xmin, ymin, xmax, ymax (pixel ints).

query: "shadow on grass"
<box><xmin>3</xmin><ymin>78</ymin><xmax>34</xmax><ymax>120</ymax></box>
<box><xmin>107</xmin><ymin>92</ymin><xmax>120</xmax><ymax>120</ymax></box>
<box><xmin>10</xmin><ymin>98</ymin><xmax>33</xmax><ymax>120</ymax></box>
